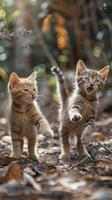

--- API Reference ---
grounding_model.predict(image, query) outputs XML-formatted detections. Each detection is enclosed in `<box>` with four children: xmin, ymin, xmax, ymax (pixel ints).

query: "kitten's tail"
<box><xmin>51</xmin><ymin>66</ymin><xmax>69</xmax><ymax>104</ymax></box>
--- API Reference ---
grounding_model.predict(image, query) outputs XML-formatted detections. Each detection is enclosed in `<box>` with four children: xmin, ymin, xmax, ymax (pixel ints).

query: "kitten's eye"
<box><xmin>33</xmin><ymin>88</ymin><xmax>36</xmax><ymax>91</ymax></box>
<box><xmin>24</xmin><ymin>88</ymin><xmax>28</xmax><ymax>92</ymax></box>
<box><xmin>83</xmin><ymin>77</ymin><xmax>89</xmax><ymax>82</ymax></box>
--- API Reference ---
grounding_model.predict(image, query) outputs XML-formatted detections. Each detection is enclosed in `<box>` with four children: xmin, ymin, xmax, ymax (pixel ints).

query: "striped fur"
<box><xmin>8</xmin><ymin>71</ymin><xmax>53</xmax><ymax>160</ymax></box>
<box><xmin>51</xmin><ymin>66</ymin><xmax>69</xmax><ymax>105</ymax></box>
<box><xmin>53</xmin><ymin>60</ymin><xmax>109</xmax><ymax>160</ymax></box>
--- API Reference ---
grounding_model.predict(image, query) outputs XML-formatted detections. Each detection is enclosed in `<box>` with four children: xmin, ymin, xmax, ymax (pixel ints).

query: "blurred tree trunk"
<box><xmin>14</xmin><ymin>0</ymin><xmax>33</xmax><ymax>75</ymax></box>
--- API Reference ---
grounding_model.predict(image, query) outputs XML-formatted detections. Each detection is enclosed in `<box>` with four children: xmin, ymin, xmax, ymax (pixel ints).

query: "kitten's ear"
<box><xmin>9</xmin><ymin>72</ymin><xmax>20</xmax><ymax>87</ymax></box>
<box><xmin>28</xmin><ymin>71</ymin><xmax>37</xmax><ymax>81</ymax></box>
<box><xmin>76</xmin><ymin>60</ymin><xmax>87</xmax><ymax>75</ymax></box>
<box><xmin>99</xmin><ymin>66</ymin><xmax>109</xmax><ymax>80</ymax></box>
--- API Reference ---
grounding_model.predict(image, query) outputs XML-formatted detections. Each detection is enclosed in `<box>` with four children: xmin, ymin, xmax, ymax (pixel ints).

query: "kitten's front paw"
<box><xmin>70</xmin><ymin>113</ymin><xmax>82</xmax><ymax>122</ymax></box>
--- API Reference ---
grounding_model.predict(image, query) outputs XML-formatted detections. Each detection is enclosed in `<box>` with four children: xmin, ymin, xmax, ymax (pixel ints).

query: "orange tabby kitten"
<box><xmin>8</xmin><ymin>71</ymin><xmax>53</xmax><ymax>159</ymax></box>
<box><xmin>52</xmin><ymin>60</ymin><xmax>109</xmax><ymax>160</ymax></box>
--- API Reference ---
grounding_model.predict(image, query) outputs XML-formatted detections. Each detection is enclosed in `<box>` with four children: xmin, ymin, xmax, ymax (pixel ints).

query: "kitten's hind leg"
<box><xmin>11</xmin><ymin>132</ymin><xmax>22</xmax><ymax>159</ymax></box>
<box><xmin>81</xmin><ymin>119</ymin><xmax>95</xmax><ymax>159</ymax></box>
<box><xmin>59</xmin><ymin>126</ymin><xmax>71</xmax><ymax>160</ymax></box>
<box><xmin>81</xmin><ymin>119</ymin><xmax>95</xmax><ymax>145</ymax></box>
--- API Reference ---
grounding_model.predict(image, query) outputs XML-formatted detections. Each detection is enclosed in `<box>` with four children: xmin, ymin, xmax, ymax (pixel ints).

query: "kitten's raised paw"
<box><xmin>70</xmin><ymin>113</ymin><xmax>82</xmax><ymax>122</ymax></box>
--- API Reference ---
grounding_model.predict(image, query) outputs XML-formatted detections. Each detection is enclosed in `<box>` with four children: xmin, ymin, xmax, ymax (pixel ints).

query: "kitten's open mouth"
<box><xmin>86</xmin><ymin>87</ymin><xmax>93</xmax><ymax>93</ymax></box>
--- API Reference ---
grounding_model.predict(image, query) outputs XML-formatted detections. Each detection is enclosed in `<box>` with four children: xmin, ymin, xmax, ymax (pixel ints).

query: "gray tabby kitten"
<box><xmin>52</xmin><ymin>60</ymin><xmax>109</xmax><ymax>160</ymax></box>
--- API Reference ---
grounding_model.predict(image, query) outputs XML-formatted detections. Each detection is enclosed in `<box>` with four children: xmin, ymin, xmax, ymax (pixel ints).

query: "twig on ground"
<box><xmin>69</xmin><ymin>157</ymin><xmax>88</xmax><ymax>169</ymax></box>
<box><xmin>96</xmin><ymin>140</ymin><xmax>112</xmax><ymax>154</ymax></box>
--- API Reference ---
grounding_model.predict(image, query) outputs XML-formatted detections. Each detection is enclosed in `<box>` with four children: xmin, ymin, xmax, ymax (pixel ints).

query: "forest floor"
<box><xmin>0</xmin><ymin>98</ymin><xmax>112</xmax><ymax>200</ymax></box>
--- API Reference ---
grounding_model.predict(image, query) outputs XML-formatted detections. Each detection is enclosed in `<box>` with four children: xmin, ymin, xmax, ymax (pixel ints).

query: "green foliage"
<box><xmin>7</xmin><ymin>10</ymin><xmax>20</xmax><ymax>23</ymax></box>
<box><xmin>0</xmin><ymin>66</ymin><xmax>8</xmax><ymax>81</ymax></box>
<box><xmin>52</xmin><ymin>92</ymin><xmax>60</xmax><ymax>102</ymax></box>
<box><xmin>0</xmin><ymin>8</ymin><xmax>6</xmax><ymax>19</ymax></box>
<box><xmin>58</xmin><ymin>55</ymin><xmax>68</xmax><ymax>63</ymax></box>
<box><xmin>37</xmin><ymin>68</ymin><xmax>46</xmax><ymax>78</ymax></box>
<box><xmin>48</xmin><ymin>76</ymin><xmax>57</xmax><ymax>88</ymax></box>
<box><xmin>92</xmin><ymin>45</ymin><xmax>102</xmax><ymax>58</ymax></box>
<box><xmin>48</xmin><ymin>76</ymin><xmax>59</xmax><ymax>102</ymax></box>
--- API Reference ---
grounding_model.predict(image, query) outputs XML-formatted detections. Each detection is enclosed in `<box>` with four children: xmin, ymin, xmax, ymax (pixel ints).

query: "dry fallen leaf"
<box><xmin>91</xmin><ymin>132</ymin><xmax>105</xmax><ymax>142</ymax></box>
<box><xmin>3</xmin><ymin>161</ymin><xmax>23</xmax><ymax>182</ymax></box>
